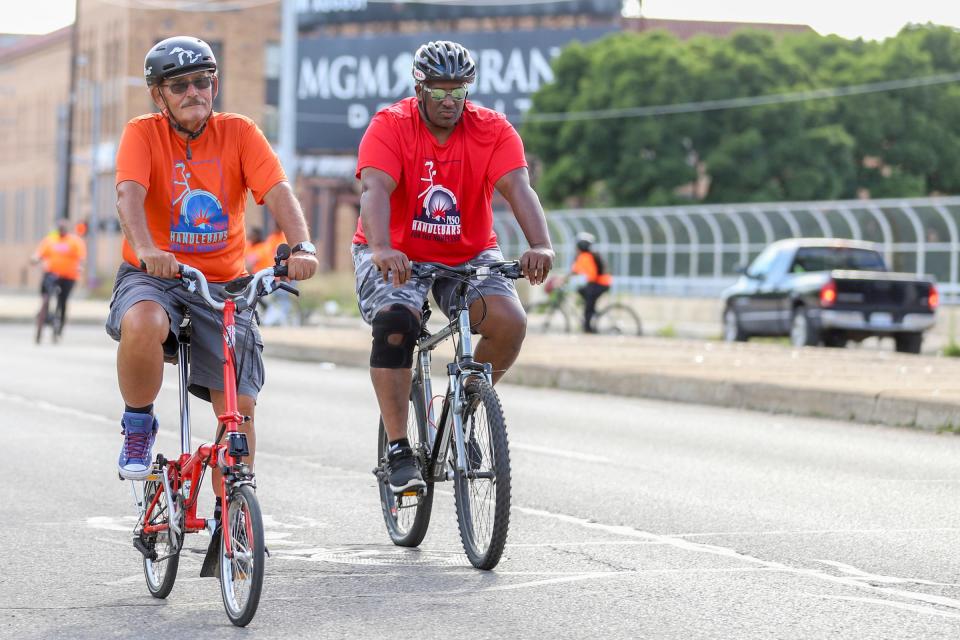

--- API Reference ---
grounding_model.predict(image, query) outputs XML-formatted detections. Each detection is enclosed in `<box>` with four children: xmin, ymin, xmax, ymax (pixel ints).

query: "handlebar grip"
<box><xmin>501</xmin><ymin>262</ymin><xmax>524</xmax><ymax>279</ymax></box>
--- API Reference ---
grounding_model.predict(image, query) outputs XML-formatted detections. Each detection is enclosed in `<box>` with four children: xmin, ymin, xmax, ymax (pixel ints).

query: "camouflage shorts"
<box><xmin>352</xmin><ymin>244</ymin><xmax>520</xmax><ymax>324</ymax></box>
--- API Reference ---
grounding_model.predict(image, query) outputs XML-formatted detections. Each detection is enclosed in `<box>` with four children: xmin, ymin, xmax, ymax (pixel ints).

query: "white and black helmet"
<box><xmin>412</xmin><ymin>40</ymin><xmax>476</xmax><ymax>84</ymax></box>
<box><xmin>144</xmin><ymin>36</ymin><xmax>217</xmax><ymax>87</ymax></box>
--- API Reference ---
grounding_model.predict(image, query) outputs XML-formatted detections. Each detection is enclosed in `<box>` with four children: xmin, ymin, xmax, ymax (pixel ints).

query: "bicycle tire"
<box><xmin>453</xmin><ymin>377</ymin><xmax>511</xmax><ymax>570</ymax></box>
<box><xmin>219</xmin><ymin>484</ymin><xmax>265</xmax><ymax>627</ymax></box>
<box><xmin>595</xmin><ymin>303</ymin><xmax>642</xmax><ymax>336</ymax></box>
<box><xmin>376</xmin><ymin>378</ymin><xmax>434</xmax><ymax>547</ymax></box>
<box><xmin>141</xmin><ymin>479</ymin><xmax>181</xmax><ymax>599</ymax></box>
<box><xmin>35</xmin><ymin>299</ymin><xmax>48</xmax><ymax>345</ymax></box>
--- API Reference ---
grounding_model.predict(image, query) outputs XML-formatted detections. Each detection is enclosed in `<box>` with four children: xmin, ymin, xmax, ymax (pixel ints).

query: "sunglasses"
<box><xmin>423</xmin><ymin>86</ymin><xmax>468</xmax><ymax>101</ymax></box>
<box><xmin>163</xmin><ymin>75</ymin><xmax>214</xmax><ymax>94</ymax></box>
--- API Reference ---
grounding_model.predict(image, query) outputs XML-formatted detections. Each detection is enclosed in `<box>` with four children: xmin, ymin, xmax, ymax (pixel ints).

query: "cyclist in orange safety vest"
<box><xmin>570</xmin><ymin>232</ymin><xmax>612</xmax><ymax>333</ymax></box>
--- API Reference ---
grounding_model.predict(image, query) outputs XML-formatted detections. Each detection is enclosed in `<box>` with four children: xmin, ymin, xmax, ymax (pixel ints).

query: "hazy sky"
<box><xmin>3</xmin><ymin>0</ymin><xmax>959</xmax><ymax>40</ymax></box>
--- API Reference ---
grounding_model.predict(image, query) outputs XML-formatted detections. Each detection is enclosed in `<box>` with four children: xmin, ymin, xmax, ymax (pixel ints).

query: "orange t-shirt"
<box><xmin>115</xmin><ymin>112</ymin><xmax>287</xmax><ymax>282</ymax></box>
<box><xmin>35</xmin><ymin>233</ymin><xmax>86</xmax><ymax>280</ymax></box>
<box><xmin>572</xmin><ymin>251</ymin><xmax>613</xmax><ymax>286</ymax></box>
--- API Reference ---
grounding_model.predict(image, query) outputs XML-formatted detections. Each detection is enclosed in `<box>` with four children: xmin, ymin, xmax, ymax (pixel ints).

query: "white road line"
<box><xmin>807</xmin><ymin>594</ymin><xmax>960</xmax><ymax>620</ymax></box>
<box><xmin>510</xmin><ymin>441</ymin><xmax>611</xmax><ymax>463</ymax></box>
<box><xmin>515</xmin><ymin>505</ymin><xmax>960</xmax><ymax>616</ymax></box>
<box><xmin>674</xmin><ymin>527</ymin><xmax>960</xmax><ymax>538</ymax></box>
<box><xmin>814</xmin><ymin>559</ymin><xmax>960</xmax><ymax>588</ymax></box>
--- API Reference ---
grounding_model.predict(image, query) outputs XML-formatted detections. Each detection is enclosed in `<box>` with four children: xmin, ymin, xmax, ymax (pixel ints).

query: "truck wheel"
<box><xmin>722</xmin><ymin>307</ymin><xmax>748</xmax><ymax>342</ymax></box>
<box><xmin>790</xmin><ymin>307</ymin><xmax>820</xmax><ymax>347</ymax></box>
<box><xmin>894</xmin><ymin>332</ymin><xmax>923</xmax><ymax>354</ymax></box>
<box><xmin>822</xmin><ymin>332</ymin><xmax>847</xmax><ymax>348</ymax></box>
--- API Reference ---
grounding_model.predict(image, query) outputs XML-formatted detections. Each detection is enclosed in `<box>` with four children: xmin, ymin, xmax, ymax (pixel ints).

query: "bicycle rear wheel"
<box><xmin>219</xmin><ymin>484</ymin><xmax>265</xmax><ymax>627</ymax></box>
<box><xmin>141</xmin><ymin>479</ymin><xmax>180</xmax><ymax>598</ymax></box>
<box><xmin>595</xmin><ymin>303</ymin><xmax>642</xmax><ymax>336</ymax></box>
<box><xmin>376</xmin><ymin>378</ymin><xmax>434</xmax><ymax>547</ymax></box>
<box><xmin>453</xmin><ymin>377</ymin><xmax>511</xmax><ymax>570</ymax></box>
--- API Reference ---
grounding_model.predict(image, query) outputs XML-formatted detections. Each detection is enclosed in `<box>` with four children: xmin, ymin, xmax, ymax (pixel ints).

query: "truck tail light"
<box><xmin>928</xmin><ymin>284</ymin><xmax>939</xmax><ymax>309</ymax></box>
<box><xmin>819</xmin><ymin>280</ymin><xmax>837</xmax><ymax>307</ymax></box>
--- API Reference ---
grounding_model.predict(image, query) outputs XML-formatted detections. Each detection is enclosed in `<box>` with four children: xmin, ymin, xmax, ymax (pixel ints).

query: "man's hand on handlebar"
<box><xmin>520</xmin><ymin>246</ymin><xmax>555</xmax><ymax>286</ymax></box>
<box><xmin>285</xmin><ymin>253</ymin><xmax>319</xmax><ymax>281</ymax></box>
<box><xmin>138</xmin><ymin>248</ymin><xmax>179</xmax><ymax>279</ymax></box>
<box><xmin>372</xmin><ymin>247</ymin><xmax>412</xmax><ymax>287</ymax></box>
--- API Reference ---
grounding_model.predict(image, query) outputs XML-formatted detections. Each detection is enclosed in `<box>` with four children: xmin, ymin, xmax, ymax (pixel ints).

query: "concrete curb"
<box><xmin>263</xmin><ymin>340</ymin><xmax>960</xmax><ymax>433</ymax></box>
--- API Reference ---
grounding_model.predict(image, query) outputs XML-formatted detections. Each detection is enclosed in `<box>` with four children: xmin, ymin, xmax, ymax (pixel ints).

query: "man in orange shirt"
<box><xmin>108</xmin><ymin>36</ymin><xmax>318</xmax><ymax>482</ymax></box>
<box><xmin>32</xmin><ymin>218</ymin><xmax>86</xmax><ymax>336</ymax></box>
<box><xmin>570</xmin><ymin>232</ymin><xmax>612</xmax><ymax>333</ymax></box>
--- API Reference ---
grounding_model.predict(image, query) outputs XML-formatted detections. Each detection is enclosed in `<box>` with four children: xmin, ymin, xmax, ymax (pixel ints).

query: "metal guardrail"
<box><xmin>494</xmin><ymin>196</ymin><xmax>960</xmax><ymax>301</ymax></box>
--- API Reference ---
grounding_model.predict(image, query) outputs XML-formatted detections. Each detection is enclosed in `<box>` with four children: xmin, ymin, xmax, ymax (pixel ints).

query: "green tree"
<box><xmin>522</xmin><ymin>24</ymin><xmax>960</xmax><ymax>206</ymax></box>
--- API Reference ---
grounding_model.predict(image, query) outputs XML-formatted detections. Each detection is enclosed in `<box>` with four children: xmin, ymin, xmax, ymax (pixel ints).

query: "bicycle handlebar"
<box><xmin>410</xmin><ymin>260</ymin><xmax>524</xmax><ymax>281</ymax></box>
<box><xmin>178</xmin><ymin>264</ymin><xmax>293</xmax><ymax>312</ymax></box>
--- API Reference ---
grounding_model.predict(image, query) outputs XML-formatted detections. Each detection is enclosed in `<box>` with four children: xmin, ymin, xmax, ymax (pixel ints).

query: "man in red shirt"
<box><xmin>353</xmin><ymin>40</ymin><xmax>555</xmax><ymax>492</ymax></box>
<box><xmin>110</xmin><ymin>36</ymin><xmax>318</xmax><ymax>483</ymax></box>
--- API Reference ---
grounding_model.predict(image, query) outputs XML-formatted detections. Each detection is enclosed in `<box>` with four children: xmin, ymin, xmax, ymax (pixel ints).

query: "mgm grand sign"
<box><xmin>296</xmin><ymin>27</ymin><xmax>615</xmax><ymax>151</ymax></box>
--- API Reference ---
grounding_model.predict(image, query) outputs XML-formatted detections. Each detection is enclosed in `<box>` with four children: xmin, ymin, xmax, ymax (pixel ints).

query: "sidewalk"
<box><xmin>6</xmin><ymin>291</ymin><xmax>960</xmax><ymax>432</ymax></box>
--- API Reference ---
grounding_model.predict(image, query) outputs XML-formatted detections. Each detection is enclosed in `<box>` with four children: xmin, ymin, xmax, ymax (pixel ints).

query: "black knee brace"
<box><xmin>370</xmin><ymin>304</ymin><xmax>419</xmax><ymax>368</ymax></box>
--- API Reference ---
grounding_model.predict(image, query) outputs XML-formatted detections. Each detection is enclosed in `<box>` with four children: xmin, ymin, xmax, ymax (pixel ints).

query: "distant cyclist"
<box><xmin>109</xmin><ymin>36</ymin><xmax>318</xmax><ymax>486</ymax></box>
<box><xmin>353</xmin><ymin>40</ymin><xmax>554</xmax><ymax>493</ymax></box>
<box><xmin>570</xmin><ymin>232</ymin><xmax>612</xmax><ymax>333</ymax></box>
<box><xmin>31</xmin><ymin>217</ymin><xmax>86</xmax><ymax>335</ymax></box>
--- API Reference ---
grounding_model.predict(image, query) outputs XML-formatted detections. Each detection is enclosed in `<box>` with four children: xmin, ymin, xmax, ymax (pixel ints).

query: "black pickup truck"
<box><xmin>721</xmin><ymin>239</ymin><xmax>938</xmax><ymax>353</ymax></box>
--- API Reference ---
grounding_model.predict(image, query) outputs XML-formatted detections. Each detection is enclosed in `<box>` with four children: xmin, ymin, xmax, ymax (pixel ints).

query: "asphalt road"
<box><xmin>3</xmin><ymin>325</ymin><xmax>960</xmax><ymax>639</ymax></box>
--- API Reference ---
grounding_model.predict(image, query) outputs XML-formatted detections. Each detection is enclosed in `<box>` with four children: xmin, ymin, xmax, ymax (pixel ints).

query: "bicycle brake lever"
<box><xmin>278</xmin><ymin>282</ymin><xmax>300</xmax><ymax>296</ymax></box>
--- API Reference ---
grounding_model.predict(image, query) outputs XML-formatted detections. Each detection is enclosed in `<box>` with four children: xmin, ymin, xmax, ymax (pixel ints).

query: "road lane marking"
<box><xmin>814</xmin><ymin>559</ymin><xmax>960</xmax><ymax>587</ymax></box>
<box><xmin>674</xmin><ymin>527</ymin><xmax>960</xmax><ymax>538</ymax></box>
<box><xmin>806</xmin><ymin>594</ymin><xmax>960</xmax><ymax>620</ymax></box>
<box><xmin>514</xmin><ymin>505</ymin><xmax>960</xmax><ymax>617</ymax></box>
<box><xmin>510</xmin><ymin>441</ymin><xmax>611</xmax><ymax>463</ymax></box>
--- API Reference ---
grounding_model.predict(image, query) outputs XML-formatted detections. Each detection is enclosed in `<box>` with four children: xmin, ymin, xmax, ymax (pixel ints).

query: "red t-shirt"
<box><xmin>115</xmin><ymin>112</ymin><xmax>286</xmax><ymax>282</ymax></box>
<box><xmin>353</xmin><ymin>97</ymin><xmax>527</xmax><ymax>265</ymax></box>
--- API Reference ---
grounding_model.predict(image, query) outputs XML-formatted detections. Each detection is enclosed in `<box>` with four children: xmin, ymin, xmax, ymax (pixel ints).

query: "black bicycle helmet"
<box><xmin>144</xmin><ymin>36</ymin><xmax>217</xmax><ymax>86</ymax></box>
<box><xmin>412</xmin><ymin>41</ymin><xmax>476</xmax><ymax>84</ymax></box>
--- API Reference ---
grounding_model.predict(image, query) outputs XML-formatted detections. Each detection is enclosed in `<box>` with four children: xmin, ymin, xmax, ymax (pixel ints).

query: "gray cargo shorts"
<box><xmin>352</xmin><ymin>244</ymin><xmax>520</xmax><ymax>324</ymax></box>
<box><xmin>105</xmin><ymin>263</ymin><xmax>264</xmax><ymax>403</ymax></box>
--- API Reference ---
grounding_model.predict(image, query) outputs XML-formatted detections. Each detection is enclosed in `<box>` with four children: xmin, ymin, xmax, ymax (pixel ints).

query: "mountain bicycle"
<box><xmin>35</xmin><ymin>273</ymin><xmax>64</xmax><ymax>344</ymax></box>
<box><xmin>524</xmin><ymin>275</ymin><xmax>642</xmax><ymax>336</ymax></box>
<box><xmin>128</xmin><ymin>249</ymin><xmax>298</xmax><ymax>627</ymax></box>
<box><xmin>373</xmin><ymin>260</ymin><xmax>522</xmax><ymax>570</ymax></box>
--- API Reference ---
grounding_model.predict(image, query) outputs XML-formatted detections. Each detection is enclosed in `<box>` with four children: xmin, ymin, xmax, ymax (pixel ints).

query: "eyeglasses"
<box><xmin>162</xmin><ymin>75</ymin><xmax>213</xmax><ymax>94</ymax></box>
<box><xmin>424</xmin><ymin>86</ymin><xmax>468</xmax><ymax>102</ymax></box>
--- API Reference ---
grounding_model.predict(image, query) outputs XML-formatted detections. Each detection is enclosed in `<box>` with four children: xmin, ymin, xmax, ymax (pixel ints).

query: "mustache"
<box><xmin>182</xmin><ymin>99</ymin><xmax>207</xmax><ymax>107</ymax></box>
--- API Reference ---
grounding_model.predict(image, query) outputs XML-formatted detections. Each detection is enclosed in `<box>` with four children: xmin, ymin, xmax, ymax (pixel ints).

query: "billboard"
<box><xmin>296</xmin><ymin>26</ymin><xmax>615</xmax><ymax>151</ymax></box>
<box><xmin>297</xmin><ymin>0</ymin><xmax>621</xmax><ymax>28</ymax></box>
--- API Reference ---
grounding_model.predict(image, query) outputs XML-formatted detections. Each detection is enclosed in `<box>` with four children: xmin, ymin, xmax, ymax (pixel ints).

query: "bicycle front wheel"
<box><xmin>453</xmin><ymin>378</ymin><xmax>511</xmax><ymax>570</ymax></box>
<box><xmin>595</xmin><ymin>303</ymin><xmax>642</xmax><ymax>336</ymax></box>
<box><xmin>141</xmin><ymin>479</ymin><xmax>180</xmax><ymax>599</ymax></box>
<box><xmin>219</xmin><ymin>484</ymin><xmax>265</xmax><ymax>627</ymax></box>
<box><xmin>376</xmin><ymin>378</ymin><xmax>434</xmax><ymax>547</ymax></box>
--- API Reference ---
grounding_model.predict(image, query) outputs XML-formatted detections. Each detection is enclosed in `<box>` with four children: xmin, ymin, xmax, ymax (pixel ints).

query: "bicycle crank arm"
<box><xmin>161</xmin><ymin>466</ymin><xmax>181</xmax><ymax>538</ymax></box>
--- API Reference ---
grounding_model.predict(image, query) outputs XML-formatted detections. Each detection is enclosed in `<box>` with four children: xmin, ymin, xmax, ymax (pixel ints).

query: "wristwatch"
<box><xmin>291</xmin><ymin>241</ymin><xmax>317</xmax><ymax>256</ymax></box>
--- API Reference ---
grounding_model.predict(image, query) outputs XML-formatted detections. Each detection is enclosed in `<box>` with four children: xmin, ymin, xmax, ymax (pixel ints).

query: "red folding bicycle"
<box><xmin>128</xmin><ymin>249</ymin><xmax>298</xmax><ymax>627</ymax></box>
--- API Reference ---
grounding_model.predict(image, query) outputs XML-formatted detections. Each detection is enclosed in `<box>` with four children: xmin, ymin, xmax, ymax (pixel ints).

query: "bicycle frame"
<box><xmin>137</xmin><ymin>297</ymin><xmax>250</xmax><ymax>558</ymax></box>
<box><xmin>412</xmin><ymin>281</ymin><xmax>492</xmax><ymax>484</ymax></box>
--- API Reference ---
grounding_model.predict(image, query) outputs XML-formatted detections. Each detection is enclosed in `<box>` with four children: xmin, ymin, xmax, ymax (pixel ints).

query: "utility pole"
<box><xmin>278</xmin><ymin>0</ymin><xmax>298</xmax><ymax>179</ymax></box>
<box><xmin>87</xmin><ymin>81</ymin><xmax>100</xmax><ymax>291</ymax></box>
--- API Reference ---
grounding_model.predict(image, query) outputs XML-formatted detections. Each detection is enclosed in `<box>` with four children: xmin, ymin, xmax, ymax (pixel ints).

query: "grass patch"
<box><xmin>655</xmin><ymin>324</ymin><xmax>677</xmax><ymax>338</ymax></box>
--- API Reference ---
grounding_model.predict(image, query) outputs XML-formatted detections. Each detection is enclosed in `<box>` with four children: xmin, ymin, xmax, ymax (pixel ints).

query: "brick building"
<box><xmin>0</xmin><ymin>1</ymin><xmax>812</xmax><ymax>287</ymax></box>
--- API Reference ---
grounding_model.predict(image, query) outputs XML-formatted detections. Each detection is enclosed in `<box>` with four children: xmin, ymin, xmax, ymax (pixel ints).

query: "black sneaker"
<box><xmin>386</xmin><ymin>446</ymin><xmax>426</xmax><ymax>493</ymax></box>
